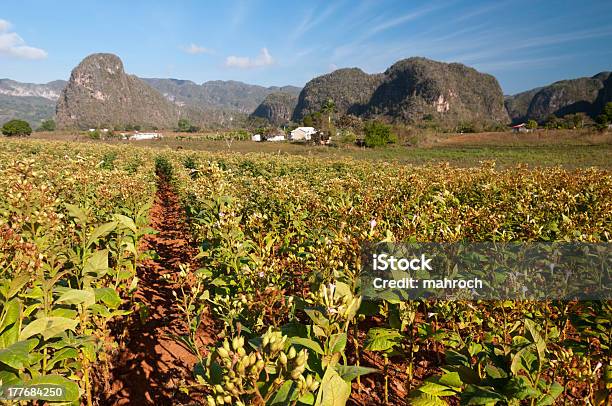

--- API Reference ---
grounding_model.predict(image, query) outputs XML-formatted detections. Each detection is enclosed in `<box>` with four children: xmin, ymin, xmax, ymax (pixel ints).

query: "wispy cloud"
<box><xmin>231</xmin><ymin>0</ymin><xmax>249</xmax><ymax>28</ymax></box>
<box><xmin>450</xmin><ymin>26</ymin><xmax>612</xmax><ymax>64</ymax></box>
<box><xmin>0</xmin><ymin>18</ymin><xmax>47</xmax><ymax>60</ymax></box>
<box><xmin>451</xmin><ymin>0</ymin><xmax>512</xmax><ymax>24</ymax></box>
<box><xmin>472</xmin><ymin>55</ymin><xmax>573</xmax><ymax>72</ymax></box>
<box><xmin>225</xmin><ymin>47</ymin><xmax>274</xmax><ymax>69</ymax></box>
<box><xmin>365</xmin><ymin>3</ymin><xmax>446</xmax><ymax>38</ymax></box>
<box><xmin>289</xmin><ymin>2</ymin><xmax>343</xmax><ymax>42</ymax></box>
<box><xmin>181</xmin><ymin>43</ymin><xmax>214</xmax><ymax>55</ymax></box>
<box><xmin>332</xmin><ymin>2</ymin><xmax>453</xmax><ymax>61</ymax></box>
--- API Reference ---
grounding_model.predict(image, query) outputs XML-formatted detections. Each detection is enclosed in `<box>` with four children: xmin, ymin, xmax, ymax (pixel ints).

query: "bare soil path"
<box><xmin>102</xmin><ymin>176</ymin><xmax>214</xmax><ymax>405</ymax></box>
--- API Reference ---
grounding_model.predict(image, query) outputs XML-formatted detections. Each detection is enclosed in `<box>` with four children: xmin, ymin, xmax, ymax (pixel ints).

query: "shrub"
<box><xmin>2</xmin><ymin>119</ymin><xmax>32</xmax><ymax>136</ymax></box>
<box><xmin>340</xmin><ymin>129</ymin><xmax>356</xmax><ymax>143</ymax></box>
<box><xmin>545</xmin><ymin>115</ymin><xmax>562</xmax><ymax>129</ymax></box>
<box><xmin>38</xmin><ymin>119</ymin><xmax>56</xmax><ymax>132</ymax></box>
<box><xmin>88</xmin><ymin>130</ymin><xmax>101</xmax><ymax>140</ymax></box>
<box><xmin>526</xmin><ymin>119</ymin><xmax>538</xmax><ymax>129</ymax></box>
<box><xmin>178</xmin><ymin>118</ymin><xmax>191</xmax><ymax>132</ymax></box>
<box><xmin>303</xmin><ymin>114</ymin><xmax>314</xmax><ymax>127</ymax></box>
<box><xmin>364</xmin><ymin>120</ymin><xmax>396</xmax><ymax>147</ymax></box>
<box><xmin>604</xmin><ymin>102</ymin><xmax>612</xmax><ymax>121</ymax></box>
<box><xmin>595</xmin><ymin>114</ymin><xmax>609</xmax><ymax>126</ymax></box>
<box><xmin>456</xmin><ymin>121</ymin><xmax>482</xmax><ymax>133</ymax></box>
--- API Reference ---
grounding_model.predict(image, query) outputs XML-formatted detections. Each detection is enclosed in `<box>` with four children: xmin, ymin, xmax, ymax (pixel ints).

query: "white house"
<box><xmin>290</xmin><ymin>127</ymin><xmax>317</xmax><ymax>141</ymax></box>
<box><xmin>511</xmin><ymin>123</ymin><xmax>530</xmax><ymax>133</ymax></box>
<box><xmin>267</xmin><ymin>134</ymin><xmax>285</xmax><ymax>142</ymax></box>
<box><xmin>130</xmin><ymin>132</ymin><xmax>163</xmax><ymax>141</ymax></box>
<box><xmin>251</xmin><ymin>134</ymin><xmax>262</xmax><ymax>142</ymax></box>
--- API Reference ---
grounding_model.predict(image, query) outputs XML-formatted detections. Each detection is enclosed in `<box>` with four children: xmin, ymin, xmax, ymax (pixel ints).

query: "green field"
<box><xmin>0</xmin><ymin>137</ymin><xmax>610</xmax><ymax>405</ymax></box>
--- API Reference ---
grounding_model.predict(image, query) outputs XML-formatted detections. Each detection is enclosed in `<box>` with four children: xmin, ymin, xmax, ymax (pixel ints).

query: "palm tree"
<box><xmin>322</xmin><ymin>98</ymin><xmax>336</xmax><ymax>124</ymax></box>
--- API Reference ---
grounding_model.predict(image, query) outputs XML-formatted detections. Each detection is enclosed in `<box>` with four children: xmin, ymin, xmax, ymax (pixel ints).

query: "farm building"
<box><xmin>511</xmin><ymin>123</ymin><xmax>530</xmax><ymax>133</ymax></box>
<box><xmin>289</xmin><ymin>127</ymin><xmax>317</xmax><ymax>141</ymax></box>
<box><xmin>252</xmin><ymin>134</ymin><xmax>262</xmax><ymax>142</ymax></box>
<box><xmin>130</xmin><ymin>132</ymin><xmax>163</xmax><ymax>141</ymax></box>
<box><xmin>267</xmin><ymin>134</ymin><xmax>286</xmax><ymax>142</ymax></box>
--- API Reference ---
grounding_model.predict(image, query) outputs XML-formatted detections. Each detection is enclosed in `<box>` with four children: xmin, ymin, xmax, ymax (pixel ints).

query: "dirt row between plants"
<box><xmin>102</xmin><ymin>176</ymin><xmax>216</xmax><ymax>405</ymax></box>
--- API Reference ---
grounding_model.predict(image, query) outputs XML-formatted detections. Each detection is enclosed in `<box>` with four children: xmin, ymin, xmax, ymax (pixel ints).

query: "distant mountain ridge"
<box><xmin>2</xmin><ymin>52</ymin><xmax>610</xmax><ymax>129</ymax></box>
<box><xmin>505</xmin><ymin>72</ymin><xmax>612</xmax><ymax>123</ymax></box>
<box><xmin>292</xmin><ymin>57</ymin><xmax>509</xmax><ymax>126</ymax></box>
<box><xmin>1</xmin><ymin>70</ymin><xmax>301</xmax><ymax>127</ymax></box>
<box><xmin>0</xmin><ymin>79</ymin><xmax>67</xmax><ymax>100</ymax></box>
<box><xmin>0</xmin><ymin>79</ymin><xmax>68</xmax><ymax>127</ymax></box>
<box><xmin>142</xmin><ymin>78</ymin><xmax>300</xmax><ymax>113</ymax></box>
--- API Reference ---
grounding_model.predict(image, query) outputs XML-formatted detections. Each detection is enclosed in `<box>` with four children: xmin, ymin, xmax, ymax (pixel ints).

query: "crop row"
<box><xmin>165</xmin><ymin>151</ymin><xmax>611</xmax><ymax>405</ymax></box>
<box><xmin>0</xmin><ymin>141</ymin><xmax>156</xmax><ymax>404</ymax></box>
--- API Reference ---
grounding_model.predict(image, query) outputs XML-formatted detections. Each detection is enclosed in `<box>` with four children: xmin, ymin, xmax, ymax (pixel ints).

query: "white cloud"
<box><xmin>181</xmin><ymin>43</ymin><xmax>213</xmax><ymax>54</ymax></box>
<box><xmin>0</xmin><ymin>19</ymin><xmax>12</xmax><ymax>32</ymax></box>
<box><xmin>0</xmin><ymin>19</ymin><xmax>47</xmax><ymax>60</ymax></box>
<box><xmin>225</xmin><ymin>48</ymin><xmax>274</xmax><ymax>69</ymax></box>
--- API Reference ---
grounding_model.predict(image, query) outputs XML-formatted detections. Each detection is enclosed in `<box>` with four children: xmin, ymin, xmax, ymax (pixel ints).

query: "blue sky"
<box><xmin>1</xmin><ymin>0</ymin><xmax>611</xmax><ymax>94</ymax></box>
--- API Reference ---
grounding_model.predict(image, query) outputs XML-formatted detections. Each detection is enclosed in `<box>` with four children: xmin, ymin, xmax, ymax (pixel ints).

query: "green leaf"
<box><xmin>56</xmin><ymin>289</ymin><xmax>96</xmax><ymax>308</ymax></box>
<box><xmin>65</xmin><ymin>204</ymin><xmax>88</xmax><ymax>225</ymax></box>
<box><xmin>269</xmin><ymin>380</ymin><xmax>297</xmax><ymax>405</ymax></box>
<box><xmin>536</xmin><ymin>381</ymin><xmax>563</xmax><ymax>405</ymax></box>
<box><xmin>26</xmin><ymin>374</ymin><xmax>80</xmax><ymax>401</ymax></box>
<box><xmin>438</xmin><ymin>372</ymin><xmax>463</xmax><ymax>389</ymax></box>
<box><xmin>0</xmin><ymin>339</ymin><xmax>38</xmax><ymax>369</ymax></box>
<box><xmin>114</xmin><ymin>214</ymin><xmax>138</xmax><ymax>234</ymax></box>
<box><xmin>461</xmin><ymin>385</ymin><xmax>505</xmax><ymax>405</ymax></box>
<box><xmin>364</xmin><ymin>327</ymin><xmax>402</xmax><ymax>353</ymax></box>
<box><xmin>49</xmin><ymin>308</ymin><xmax>78</xmax><ymax>319</ymax></box>
<box><xmin>47</xmin><ymin>347</ymin><xmax>79</xmax><ymax>369</ymax></box>
<box><xmin>0</xmin><ymin>298</ymin><xmax>21</xmax><ymax>347</ymax></box>
<box><xmin>409</xmin><ymin>391</ymin><xmax>449</xmax><ymax>406</ymax></box>
<box><xmin>19</xmin><ymin>317</ymin><xmax>78</xmax><ymax>341</ymax></box>
<box><xmin>0</xmin><ymin>370</ymin><xmax>21</xmax><ymax>387</ymax></box>
<box><xmin>511</xmin><ymin>346</ymin><xmax>532</xmax><ymax>376</ymax></box>
<box><xmin>86</xmin><ymin>221</ymin><xmax>117</xmax><ymax>248</ymax></box>
<box><xmin>94</xmin><ymin>288</ymin><xmax>122</xmax><ymax>309</ymax></box>
<box><xmin>329</xmin><ymin>333</ymin><xmax>347</xmax><ymax>355</ymax></box>
<box><xmin>417</xmin><ymin>380</ymin><xmax>458</xmax><ymax>397</ymax></box>
<box><xmin>314</xmin><ymin>367</ymin><xmax>351</xmax><ymax>406</ymax></box>
<box><xmin>84</xmin><ymin>250</ymin><xmax>109</xmax><ymax>277</ymax></box>
<box><xmin>7</xmin><ymin>274</ymin><xmax>30</xmax><ymax>299</ymax></box>
<box><xmin>334</xmin><ymin>365</ymin><xmax>378</xmax><ymax>381</ymax></box>
<box><xmin>89</xmin><ymin>304</ymin><xmax>111</xmax><ymax>318</ymax></box>
<box><xmin>524</xmin><ymin>319</ymin><xmax>546</xmax><ymax>363</ymax></box>
<box><xmin>504</xmin><ymin>376</ymin><xmax>539</xmax><ymax>400</ymax></box>
<box><xmin>289</xmin><ymin>337</ymin><xmax>324</xmax><ymax>355</ymax></box>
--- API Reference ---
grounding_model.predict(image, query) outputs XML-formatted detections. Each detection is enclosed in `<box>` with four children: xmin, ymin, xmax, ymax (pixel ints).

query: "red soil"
<box><xmin>102</xmin><ymin>178</ymin><xmax>215</xmax><ymax>405</ymax></box>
